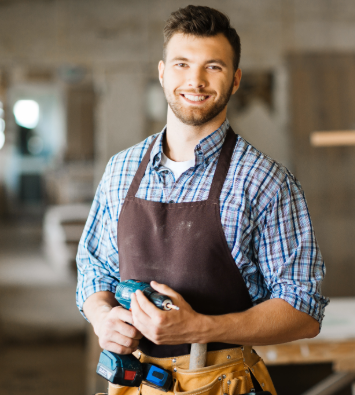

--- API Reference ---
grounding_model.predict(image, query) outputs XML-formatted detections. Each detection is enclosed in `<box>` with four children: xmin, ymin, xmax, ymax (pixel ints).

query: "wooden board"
<box><xmin>288</xmin><ymin>53</ymin><xmax>355</xmax><ymax>297</ymax></box>
<box><xmin>65</xmin><ymin>83</ymin><xmax>95</xmax><ymax>161</ymax></box>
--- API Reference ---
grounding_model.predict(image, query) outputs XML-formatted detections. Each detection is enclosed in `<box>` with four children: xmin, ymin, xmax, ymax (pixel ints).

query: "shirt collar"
<box><xmin>150</xmin><ymin>119</ymin><xmax>230</xmax><ymax>170</ymax></box>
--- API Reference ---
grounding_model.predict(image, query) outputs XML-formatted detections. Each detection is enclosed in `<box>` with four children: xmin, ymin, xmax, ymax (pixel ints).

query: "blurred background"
<box><xmin>0</xmin><ymin>1</ymin><xmax>355</xmax><ymax>394</ymax></box>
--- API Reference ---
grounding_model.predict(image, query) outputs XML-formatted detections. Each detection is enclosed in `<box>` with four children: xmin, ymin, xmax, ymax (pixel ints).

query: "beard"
<box><xmin>162</xmin><ymin>79</ymin><xmax>234</xmax><ymax>127</ymax></box>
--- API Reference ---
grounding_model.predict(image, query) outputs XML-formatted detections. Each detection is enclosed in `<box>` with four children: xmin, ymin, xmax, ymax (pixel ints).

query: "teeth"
<box><xmin>184</xmin><ymin>94</ymin><xmax>207</xmax><ymax>102</ymax></box>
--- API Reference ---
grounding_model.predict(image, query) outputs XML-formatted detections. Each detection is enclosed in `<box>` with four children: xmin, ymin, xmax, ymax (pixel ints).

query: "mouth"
<box><xmin>180</xmin><ymin>94</ymin><xmax>211</xmax><ymax>104</ymax></box>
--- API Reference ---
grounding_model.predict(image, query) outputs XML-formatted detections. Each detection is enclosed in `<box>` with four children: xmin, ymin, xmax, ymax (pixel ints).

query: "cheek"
<box><xmin>211</xmin><ymin>73</ymin><xmax>233</xmax><ymax>93</ymax></box>
<box><xmin>164</xmin><ymin>70</ymin><xmax>184</xmax><ymax>91</ymax></box>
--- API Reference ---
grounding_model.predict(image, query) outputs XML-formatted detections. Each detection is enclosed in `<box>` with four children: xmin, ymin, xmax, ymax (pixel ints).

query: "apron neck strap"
<box><xmin>208</xmin><ymin>127</ymin><xmax>237</xmax><ymax>201</ymax></box>
<box><xmin>126</xmin><ymin>127</ymin><xmax>236</xmax><ymax>200</ymax></box>
<box><xmin>126</xmin><ymin>136</ymin><xmax>159</xmax><ymax>198</ymax></box>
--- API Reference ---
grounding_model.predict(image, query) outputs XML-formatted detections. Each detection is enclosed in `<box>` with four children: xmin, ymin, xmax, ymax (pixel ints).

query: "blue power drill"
<box><xmin>96</xmin><ymin>279</ymin><xmax>178</xmax><ymax>391</ymax></box>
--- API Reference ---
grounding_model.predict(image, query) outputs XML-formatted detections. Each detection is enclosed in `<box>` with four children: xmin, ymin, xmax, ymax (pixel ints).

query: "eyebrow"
<box><xmin>169</xmin><ymin>57</ymin><xmax>228</xmax><ymax>68</ymax></box>
<box><xmin>206</xmin><ymin>59</ymin><xmax>228</xmax><ymax>68</ymax></box>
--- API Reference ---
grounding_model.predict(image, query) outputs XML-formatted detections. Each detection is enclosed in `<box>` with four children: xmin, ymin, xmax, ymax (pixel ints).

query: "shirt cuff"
<box><xmin>270</xmin><ymin>284</ymin><xmax>330</xmax><ymax>330</ymax></box>
<box><xmin>76</xmin><ymin>279</ymin><xmax>118</xmax><ymax>322</ymax></box>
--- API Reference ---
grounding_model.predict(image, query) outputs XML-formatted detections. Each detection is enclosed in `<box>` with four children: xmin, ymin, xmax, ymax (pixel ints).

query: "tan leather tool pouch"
<box><xmin>108</xmin><ymin>347</ymin><xmax>277</xmax><ymax>395</ymax></box>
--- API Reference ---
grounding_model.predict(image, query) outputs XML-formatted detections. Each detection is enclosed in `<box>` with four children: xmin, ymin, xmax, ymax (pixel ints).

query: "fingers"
<box><xmin>112</xmin><ymin>305</ymin><xmax>134</xmax><ymax>325</ymax></box>
<box><xmin>134</xmin><ymin>290</ymin><xmax>161</xmax><ymax>318</ymax></box>
<box><xmin>102</xmin><ymin>330</ymin><xmax>140</xmax><ymax>350</ymax></box>
<box><xmin>101</xmin><ymin>338</ymin><xmax>139</xmax><ymax>355</ymax></box>
<box><xmin>130</xmin><ymin>292</ymin><xmax>152</xmax><ymax>327</ymax></box>
<box><xmin>97</xmin><ymin>306</ymin><xmax>143</xmax><ymax>354</ymax></box>
<box><xmin>109</xmin><ymin>306</ymin><xmax>143</xmax><ymax>339</ymax></box>
<box><xmin>150</xmin><ymin>281</ymin><xmax>180</xmax><ymax>300</ymax></box>
<box><xmin>114</xmin><ymin>318</ymin><xmax>143</xmax><ymax>340</ymax></box>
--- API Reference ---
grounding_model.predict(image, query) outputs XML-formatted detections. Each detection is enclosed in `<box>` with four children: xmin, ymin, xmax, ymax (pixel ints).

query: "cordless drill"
<box><xmin>96</xmin><ymin>280</ymin><xmax>178</xmax><ymax>391</ymax></box>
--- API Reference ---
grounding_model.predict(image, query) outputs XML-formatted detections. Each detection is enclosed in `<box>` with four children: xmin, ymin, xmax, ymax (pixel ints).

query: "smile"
<box><xmin>181</xmin><ymin>94</ymin><xmax>210</xmax><ymax>103</ymax></box>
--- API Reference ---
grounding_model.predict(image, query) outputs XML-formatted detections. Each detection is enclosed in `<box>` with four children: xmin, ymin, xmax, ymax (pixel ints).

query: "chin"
<box><xmin>175</xmin><ymin>106</ymin><xmax>225</xmax><ymax>127</ymax></box>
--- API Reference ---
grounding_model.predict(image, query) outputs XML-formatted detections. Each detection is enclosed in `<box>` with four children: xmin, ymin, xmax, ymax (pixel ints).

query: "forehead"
<box><xmin>165</xmin><ymin>33</ymin><xmax>234</xmax><ymax>66</ymax></box>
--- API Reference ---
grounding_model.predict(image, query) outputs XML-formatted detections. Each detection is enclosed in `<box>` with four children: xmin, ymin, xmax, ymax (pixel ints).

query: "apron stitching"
<box><xmin>175</xmin><ymin>363</ymin><xmax>245</xmax><ymax>375</ymax></box>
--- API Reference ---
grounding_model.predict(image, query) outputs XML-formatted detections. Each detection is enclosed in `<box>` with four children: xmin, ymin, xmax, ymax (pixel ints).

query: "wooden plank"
<box><xmin>301</xmin><ymin>372</ymin><xmax>355</xmax><ymax>395</ymax></box>
<box><xmin>65</xmin><ymin>83</ymin><xmax>95</xmax><ymax>161</ymax></box>
<box><xmin>288</xmin><ymin>53</ymin><xmax>355</xmax><ymax>297</ymax></box>
<box><xmin>310</xmin><ymin>131</ymin><xmax>355</xmax><ymax>146</ymax></box>
<box><xmin>255</xmin><ymin>340</ymin><xmax>355</xmax><ymax>368</ymax></box>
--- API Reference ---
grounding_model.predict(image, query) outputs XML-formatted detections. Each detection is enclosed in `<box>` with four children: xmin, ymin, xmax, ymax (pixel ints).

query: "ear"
<box><xmin>158</xmin><ymin>60</ymin><xmax>165</xmax><ymax>87</ymax></box>
<box><xmin>231</xmin><ymin>68</ymin><xmax>242</xmax><ymax>95</ymax></box>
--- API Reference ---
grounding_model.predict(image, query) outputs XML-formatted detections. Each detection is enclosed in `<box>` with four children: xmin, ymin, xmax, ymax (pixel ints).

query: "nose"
<box><xmin>187</xmin><ymin>67</ymin><xmax>207</xmax><ymax>89</ymax></box>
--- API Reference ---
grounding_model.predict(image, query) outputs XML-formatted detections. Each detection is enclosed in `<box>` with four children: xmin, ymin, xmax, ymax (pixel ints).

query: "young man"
<box><xmin>77</xmin><ymin>5</ymin><xmax>328</xmax><ymax>395</ymax></box>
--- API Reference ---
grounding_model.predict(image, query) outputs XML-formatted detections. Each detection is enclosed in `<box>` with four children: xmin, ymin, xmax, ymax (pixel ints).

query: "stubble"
<box><xmin>162</xmin><ymin>79</ymin><xmax>234</xmax><ymax>127</ymax></box>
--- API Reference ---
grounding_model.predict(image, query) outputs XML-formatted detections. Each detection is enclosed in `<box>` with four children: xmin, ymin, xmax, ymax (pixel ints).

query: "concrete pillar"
<box><xmin>94</xmin><ymin>67</ymin><xmax>147</xmax><ymax>186</ymax></box>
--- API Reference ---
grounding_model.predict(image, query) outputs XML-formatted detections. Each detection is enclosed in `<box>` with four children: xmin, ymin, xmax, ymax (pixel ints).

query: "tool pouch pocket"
<box><xmin>109</xmin><ymin>383</ymin><xmax>142</xmax><ymax>395</ymax></box>
<box><xmin>173</xmin><ymin>361</ymin><xmax>253</xmax><ymax>395</ymax></box>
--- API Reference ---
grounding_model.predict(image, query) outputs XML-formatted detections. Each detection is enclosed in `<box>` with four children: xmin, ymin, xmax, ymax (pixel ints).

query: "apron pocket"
<box><xmin>227</xmin><ymin>376</ymin><xmax>249</xmax><ymax>395</ymax></box>
<box><xmin>174</xmin><ymin>360</ymin><xmax>244</xmax><ymax>391</ymax></box>
<box><xmin>109</xmin><ymin>383</ymin><xmax>142</xmax><ymax>395</ymax></box>
<box><xmin>173</xmin><ymin>375</ymin><xmax>222</xmax><ymax>395</ymax></box>
<box><xmin>226</xmin><ymin>371</ymin><xmax>252</xmax><ymax>395</ymax></box>
<box><xmin>174</xmin><ymin>365</ymin><xmax>252</xmax><ymax>395</ymax></box>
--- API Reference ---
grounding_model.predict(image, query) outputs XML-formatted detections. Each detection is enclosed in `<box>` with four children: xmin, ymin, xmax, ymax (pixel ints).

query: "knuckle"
<box><xmin>156</xmin><ymin>315</ymin><xmax>165</xmax><ymax>326</ymax></box>
<box><xmin>106</xmin><ymin>318</ymin><xmax>115</xmax><ymax>328</ymax></box>
<box><xmin>116</xmin><ymin>345</ymin><xmax>124</xmax><ymax>354</ymax></box>
<box><xmin>125</xmin><ymin>338</ymin><xmax>134</xmax><ymax>348</ymax></box>
<box><xmin>129</xmin><ymin>327</ymin><xmax>137</xmax><ymax>338</ymax></box>
<box><xmin>154</xmin><ymin>326</ymin><xmax>163</xmax><ymax>336</ymax></box>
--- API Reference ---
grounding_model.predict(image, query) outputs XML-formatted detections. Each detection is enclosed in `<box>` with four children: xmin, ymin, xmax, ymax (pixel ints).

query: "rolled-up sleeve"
<box><xmin>76</xmin><ymin>161</ymin><xmax>120</xmax><ymax>320</ymax></box>
<box><xmin>257</xmin><ymin>175</ymin><xmax>329</xmax><ymax>327</ymax></box>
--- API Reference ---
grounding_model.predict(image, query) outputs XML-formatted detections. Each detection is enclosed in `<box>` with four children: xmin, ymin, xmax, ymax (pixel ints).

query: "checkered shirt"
<box><xmin>76</xmin><ymin>120</ymin><xmax>329</xmax><ymax>325</ymax></box>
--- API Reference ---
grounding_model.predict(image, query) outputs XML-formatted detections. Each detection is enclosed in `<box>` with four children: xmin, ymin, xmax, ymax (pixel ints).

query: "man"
<box><xmin>77</xmin><ymin>5</ymin><xmax>328</xmax><ymax>395</ymax></box>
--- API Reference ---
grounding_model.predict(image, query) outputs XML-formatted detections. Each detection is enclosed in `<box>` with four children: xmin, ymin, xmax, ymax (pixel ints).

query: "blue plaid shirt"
<box><xmin>76</xmin><ymin>120</ymin><xmax>329</xmax><ymax>325</ymax></box>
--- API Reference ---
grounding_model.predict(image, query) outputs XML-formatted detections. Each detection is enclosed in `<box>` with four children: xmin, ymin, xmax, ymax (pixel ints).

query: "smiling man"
<box><xmin>77</xmin><ymin>6</ymin><xmax>328</xmax><ymax>395</ymax></box>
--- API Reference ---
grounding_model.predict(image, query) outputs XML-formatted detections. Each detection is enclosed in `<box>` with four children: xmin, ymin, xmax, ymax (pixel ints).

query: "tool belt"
<box><xmin>107</xmin><ymin>347</ymin><xmax>277</xmax><ymax>395</ymax></box>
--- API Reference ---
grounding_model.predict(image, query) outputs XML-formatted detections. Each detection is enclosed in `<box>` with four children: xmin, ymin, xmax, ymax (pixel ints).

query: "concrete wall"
<box><xmin>0</xmin><ymin>0</ymin><xmax>355</xmax><ymax>177</ymax></box>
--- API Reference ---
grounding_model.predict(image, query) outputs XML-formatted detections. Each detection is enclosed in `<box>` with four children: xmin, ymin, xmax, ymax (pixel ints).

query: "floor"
<box><xmin>0</xmin><ymin>216</ymin><xmax>87</xmax><ymax>395</ymax></box>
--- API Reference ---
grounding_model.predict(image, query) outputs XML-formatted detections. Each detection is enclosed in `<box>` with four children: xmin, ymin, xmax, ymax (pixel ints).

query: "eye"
<box><xmin>207</xmin><ymin>65</ymin><xmax>222</xmax><ymax>70</ymax></box>
<box><xmin>176</xmin><ymin>63</ymin><xmax>187</xmax><ymax>67</ymax></box>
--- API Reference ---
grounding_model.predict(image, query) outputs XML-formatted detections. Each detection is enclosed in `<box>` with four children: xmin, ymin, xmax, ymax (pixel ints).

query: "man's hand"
<box><xmin>94</xmin><ymin>306</ymin><xmax>143</xmax><ymax>354</ymax></box>
<box><xmin>130</xmin><ymin>281</ymin><xmax>204</xmax><ymax>345</ymax></box>
<box><xmin>83</xmin><ymin>291</ymin><xmax>143</xmax><ymax>354</ymax></box>
<box><xmin>130</xmin><ymin>282</ymin><xmax>320</xmax><ymax>347</ymax></box>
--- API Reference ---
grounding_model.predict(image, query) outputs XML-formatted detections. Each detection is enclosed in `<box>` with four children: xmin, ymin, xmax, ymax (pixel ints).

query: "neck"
<box><xmin>163</xmin><ymin>107</ymin><xmax>227</xmax><ymax>162</ymax></box>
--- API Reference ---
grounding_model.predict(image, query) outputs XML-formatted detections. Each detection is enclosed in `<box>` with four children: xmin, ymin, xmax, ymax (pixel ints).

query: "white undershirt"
<box><xmin>161</xmin><ymin>153</ymin><xmax>195</xmax><ymax>181</ymax></box>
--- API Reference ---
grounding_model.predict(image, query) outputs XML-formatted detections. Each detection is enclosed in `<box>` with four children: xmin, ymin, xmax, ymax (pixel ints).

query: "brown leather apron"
<box><xmin>111</xmin><ymin>128</ymin><xmax>277</xmax><ymax>395</ymax></box>
<box><xmin>117</xmin><ymin>128</ymin><xmax>253</xmax><ymax>358</ymax></box>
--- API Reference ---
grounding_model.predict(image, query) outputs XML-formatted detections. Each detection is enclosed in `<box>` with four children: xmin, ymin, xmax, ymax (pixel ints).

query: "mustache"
<box><xmin>176</xmin><ymin>89</ymin><xmax>215</xmax><ymax>96</ymax></box>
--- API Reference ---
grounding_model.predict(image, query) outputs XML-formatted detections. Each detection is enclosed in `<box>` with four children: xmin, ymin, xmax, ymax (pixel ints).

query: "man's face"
<box><xmin>159</xmin><ymin>33</ymin><xmax>241</xmax><ymax>126</ymax></box>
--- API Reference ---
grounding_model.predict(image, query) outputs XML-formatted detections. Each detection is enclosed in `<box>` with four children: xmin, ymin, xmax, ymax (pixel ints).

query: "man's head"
<box><xmin>163</xmin><ymin>5</ymin><xmax>241</xmax><ymax>72</ymax></box>
<box><xmin>159</xmin><ymin>5</ymin><xmax>242</xmax><ymax>127</ymax></box>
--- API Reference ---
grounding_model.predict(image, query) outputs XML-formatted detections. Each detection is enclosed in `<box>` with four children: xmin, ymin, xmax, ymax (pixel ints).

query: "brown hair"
<box><xmin>163</xmin><ymin>5</ymin><xmax>241</xmax><ymax>71</ymax></box>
